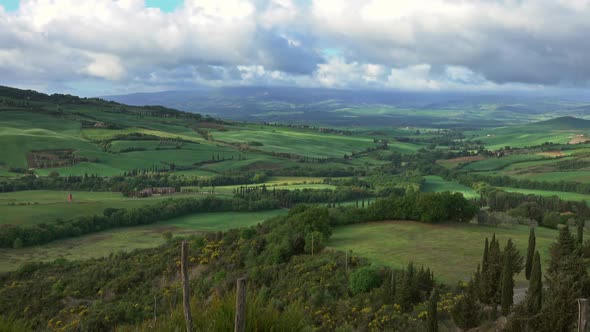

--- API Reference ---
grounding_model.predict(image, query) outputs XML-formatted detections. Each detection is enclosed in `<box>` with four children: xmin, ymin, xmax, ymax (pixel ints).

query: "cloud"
<box><xmin>310</xmin><ymin>0</ymin><xmax>590</xmax><ymax>86</ymax></box>
<box><xmin>0</xmin><ymin>0</ymin><xmax>589</xmax><ymax>95</ymax></box>
<box><xmin>83</xmin><ymin>53</ymin><xmax>126</xmax><ymax>80</ymax></box>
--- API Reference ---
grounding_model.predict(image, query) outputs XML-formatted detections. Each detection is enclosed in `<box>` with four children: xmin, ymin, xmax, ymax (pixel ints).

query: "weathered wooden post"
<box><xmin>345</xmin><ymin>249</ymin><xmax>348</xmax><ymax>275</ymax></box>
<box><xmin>578</xmin><ymin>298</ymin><xmax>588</xmax><ymax>332</ymax></box>
<box><xmin>235</xmin><ymin>278</ymin><xmax>247</xmax><ymax>332</ymax></box>
<box><xmin>181</xmin><ymin>240</ymin><xmax>193</xmax><ymax>332</ymax></box>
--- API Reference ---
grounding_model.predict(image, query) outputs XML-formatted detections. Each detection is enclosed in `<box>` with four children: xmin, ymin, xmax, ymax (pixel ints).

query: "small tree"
<box><xmin>427</xmin><ymin>288</ymin><xmax>439</xmax><ymax>332</ymax></box>
<box><xmin>525</xmin><ymin>228</ymin><xmax>535</xmax><ymax>280</ymax></box>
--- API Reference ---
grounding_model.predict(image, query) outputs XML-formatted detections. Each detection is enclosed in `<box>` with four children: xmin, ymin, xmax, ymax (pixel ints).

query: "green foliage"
<box><xmin>451</xmin><ymin>280</ymin><xmax>482</xmax><ymax>331</ymax></box>
<box><xmin>500</xmin><ymin>254</ymin><xmax>514</xmax><ymax>316</ymax></box>
<box><xmin>0</xmin><ymin>316</ymin><xmax>32</xmax><ymax>332</ymax></box>
<box><xmin>349</xmin><ymin>266</ymin><xmax>381</xmax><ymax>295</ymax></box>
<box><xmin>526</xmin><ymin>251</ymin><xmax>542</xmax><ymax>315</ymax></box>
<box><xmin>541</xmin><ymin>211</ymin><xmax>561</xmax><ymax>229</ymax></box>
<box><xmin>525</xmin><ymin>228</ymin><xmax>535</xmax><ymax>280</ymax></box>
<box><xmin>427</xmin><ymin>289</ymin><xmax>439</xmax><ymax>332</ymax></box>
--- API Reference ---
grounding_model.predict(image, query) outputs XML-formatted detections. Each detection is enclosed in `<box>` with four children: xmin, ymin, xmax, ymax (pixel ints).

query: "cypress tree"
<box><xmin>500</xmin><ymin>255</ymin><xmax>514</xmax><ymax>316</ymax></box>
<box><xmin>525</xmin><ymin>228</ymin><xmax>535</xmax><ymax>280</ymax></box>
<box><xmin>427</xmin><ymin>288</ymin><xmax>438</xmax><ymax>332</ymax></box>
<box><xmin>526</xmin><ymin>251</ymin><xmax>542</xmax><ymax>315</ymax></box>
<box><xmin>482</xmin><ymin>234</ymin><xmax>502</xmax><ymax>305</ymax></box>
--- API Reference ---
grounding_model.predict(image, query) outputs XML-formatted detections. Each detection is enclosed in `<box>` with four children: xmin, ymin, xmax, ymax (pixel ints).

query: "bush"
<box><xmin>349</xmin><ymin>266</ymin><xmax>381</xmax><ymax>295</ymax></box>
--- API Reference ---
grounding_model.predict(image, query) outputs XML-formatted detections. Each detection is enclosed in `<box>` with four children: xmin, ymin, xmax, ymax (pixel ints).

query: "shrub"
<box><xmin>349</xmin><ymin>266</ymin><xmax>381</xmax><ymax>295</ymax></box>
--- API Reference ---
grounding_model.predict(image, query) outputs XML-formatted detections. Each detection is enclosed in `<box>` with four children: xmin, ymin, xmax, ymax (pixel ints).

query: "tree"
<box><xmin>526</xmin><ymin>251</ymin><xmax>542</xmax><ymax>315</ymax></box>
<box><xmin>500</xmin><ymin>255</ymin><xmax>514</xmax><ymax>316</ymax></box>
<box><xmin>452</xmin><ymin>280</ymin><xmax>482</xmax><ymax>331</ymax></box>
<box><xmin>427</xmin><ymin>288</ymin><xmax>439</xmax><ymax>332</ymax></box>
<box><xmin>548</xmin><ymin>226</ymin><xmax>576</xmax><ymax>275</ymax></box>
<box><xmin>481</xmin><ymin>234</ymin><xmax>502</xmax><ymax>305</ymax></box>
<box><xmin>540</xmin><ymin>272</ymin><xmax>578</xmax><ymax>332</ymax></box>
<box><xmin>503</xmin><ymin>238</ymin><xmax>524</xmax><ymax>277</ymax></box>
<box><xmin>525</xmin><ymin>228</ymin><xmax>536</xmax><ymax>280</ymax></box>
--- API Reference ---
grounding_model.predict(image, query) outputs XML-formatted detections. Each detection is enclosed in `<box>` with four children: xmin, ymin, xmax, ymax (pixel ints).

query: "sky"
<box><xmin>1</xmin><ymin>0</ymin><xmax>590</xmax><ymax>96</ymax></box>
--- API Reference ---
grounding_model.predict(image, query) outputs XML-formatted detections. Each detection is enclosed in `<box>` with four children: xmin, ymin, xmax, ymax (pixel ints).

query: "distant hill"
<box><xmin>528</xmin><ymin>116</ymin><xmax>590</xmax><ymax>130</ymax></box>
<box><xmin>102</xmin><ymin>86</ymin><xmax>590</xmax><ymax>128</ymax></box>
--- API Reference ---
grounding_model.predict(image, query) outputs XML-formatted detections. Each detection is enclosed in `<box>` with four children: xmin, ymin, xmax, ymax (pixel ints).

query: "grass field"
<box><xmin>422</xmin><ymin>176</ymin><xmax>479</xmax><ymax>199</ymax></box>
<box><xmin>329</xmin><ymin>221</ymin><xmax>558</xmax><ymax>283</ymax></box>
<box><xmin>0</xmin><ymin>209</ymin><xmax>287</xmax><ymax>273</ymax></box>
<box><xmin>213</xmin><ymin>124</ymin><xmax>410</xmax><ymax>158</ymax></box>
<box><xmin>0</xmin><ymin>190</ymin><xmax>179</xmax><ymax>225</ymax></box>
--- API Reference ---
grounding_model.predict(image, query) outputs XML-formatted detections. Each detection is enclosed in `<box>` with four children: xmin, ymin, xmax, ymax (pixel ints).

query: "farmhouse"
<box><xmin>137</xmin><ymin>187</ymin><xmax>176</xmax><ymax>197</ymax></box>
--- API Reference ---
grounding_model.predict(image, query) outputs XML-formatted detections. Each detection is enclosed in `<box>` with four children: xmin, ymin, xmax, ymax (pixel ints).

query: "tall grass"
<box><xmin>116</xmin><ymin>291</ymin><xmax>309</xmax><ymax>332</ymax></box>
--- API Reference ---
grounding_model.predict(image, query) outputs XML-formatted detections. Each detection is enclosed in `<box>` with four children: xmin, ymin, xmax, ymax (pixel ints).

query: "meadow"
<box><xmin>421</xmin><ymin>175</ymin><xmax>479</xmax><ymax>199</ymax></box>
<box><xmin>0</xmin><ymin>209</ymin><xmax>287</xmax><ymax>273</ymax></box>
<box><xmin>329</xmin><ymin>221</ymin><xmax>558</xmax><ymax>284</ymax></box>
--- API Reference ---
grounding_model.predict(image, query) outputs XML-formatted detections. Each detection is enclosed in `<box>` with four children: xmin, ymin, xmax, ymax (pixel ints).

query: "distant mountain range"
<box><xmin>103</xmin><ymin>86</ymin><xmax>590</xmax><ymax>128</ymax></box>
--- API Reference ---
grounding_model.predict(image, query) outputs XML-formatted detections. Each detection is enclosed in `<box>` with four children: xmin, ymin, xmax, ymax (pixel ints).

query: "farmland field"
<box><xmin>0</xmin><ymin>209</ymin><xmax>287</xmax><ymax>273</ymax></box>
<box><xmin>329</xmin><ymin>221</ymin><xmax>558</xmax><ymax>283</ymax></box>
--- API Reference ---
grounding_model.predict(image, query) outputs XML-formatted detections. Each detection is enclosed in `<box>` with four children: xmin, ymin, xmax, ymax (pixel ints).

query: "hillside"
<box><xmin>2</xmin><ymin>86</ymin><xmax>590</xmax><ymax>331</ymax></box>
<box><xmin>527</xmin><ymin>116</ymin><xmax>590</xmax><ymax>130</ymax></box>
<box><xmin>103</xmin><ymin>87</ymin><xmax>590</xmax><ymax>127</ymax></box>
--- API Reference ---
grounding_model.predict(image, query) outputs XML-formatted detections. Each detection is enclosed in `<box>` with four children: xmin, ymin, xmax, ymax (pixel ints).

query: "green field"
<box><xmin>329</xmin><ymin>221</ymin><xmax>558</xmax><ymax>283</ymax></box>
<box><xmin>213</xmin><ymin>124</ymin><xmax>420</xmax><ymax>157</ymax></box>
<box><xmin>0</xmin><ymin>190</ymin><xmax>179</xmax><ymax>225</ymax></box>
<box><xmin>0</xmin><ymin>209</ymin><xmax>287</xmax><ymax>273</ymax></box>
<box><xmin>422</xmin><ymin>175</ymin><xmax>479</xmax><ymax>199</ymax></box>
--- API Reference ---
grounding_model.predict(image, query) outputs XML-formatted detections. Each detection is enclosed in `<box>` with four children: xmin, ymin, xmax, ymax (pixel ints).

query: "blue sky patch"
<box><xmin>145</xmin><ymin>0</ymin><xmax>183</xmax><ymax>12</ymax></box>
<box><xmin>0</xmin><ymin>0</ymin><xmax>18</xmax><ymax>12</ymax></box>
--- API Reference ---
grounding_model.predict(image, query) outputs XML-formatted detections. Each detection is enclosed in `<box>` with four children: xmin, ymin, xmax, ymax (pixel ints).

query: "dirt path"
<box><xmin>514</xmin><ymin>286</ymin><xmax>527</xmax><ymax>303</ymax></box>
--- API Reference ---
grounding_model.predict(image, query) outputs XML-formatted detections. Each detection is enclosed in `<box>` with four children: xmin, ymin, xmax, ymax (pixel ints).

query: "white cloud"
<box><xmin>1</xmin><ymin>0</ymin><xmax>590</xmax><ymax>95</ymax></box>
<box><xmin>83</xmin><ymin>53</ymin><xmax>126</xmax><ymax>80</ymax></box>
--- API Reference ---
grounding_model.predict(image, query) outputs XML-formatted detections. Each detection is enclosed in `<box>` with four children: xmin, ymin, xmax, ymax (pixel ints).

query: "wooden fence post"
<box><xmin>235</xmin><ymin>278</ymin><xmax>247</xmax><ymax>332</ymax></box>
<box><xmin>181</xmin><ymin>240</ymin><xmax>193</xmax><ymax>332</ymax></box>
<box><xmin>579</xmin><ymin>298</ymin><xmax>588</xmax><ymax>332</ymax></box>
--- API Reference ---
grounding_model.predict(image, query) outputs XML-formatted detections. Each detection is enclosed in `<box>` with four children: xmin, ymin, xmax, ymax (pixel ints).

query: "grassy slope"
<box><xmin>329</xmin><ymin>221</ymin><xmax>557</xmax><ymax>283</ymax></box>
